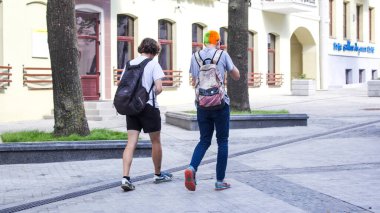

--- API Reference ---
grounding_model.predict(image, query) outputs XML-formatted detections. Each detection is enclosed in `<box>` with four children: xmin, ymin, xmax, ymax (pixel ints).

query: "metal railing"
<box><xmin>267</xmin><ymin>73</ymin><xmax>284</xmax><ymax>87</ymax></box>
<box><xmin>114</xmin><ymin>68</ymin><xmax>182</xmax><ymax>88</ymax></box>
<box><xmin>23</xmin><ymin>66</ymin><xmax>53</xmax><ymax>90</ymax></box>
<box><xmin>0</xmin><ymin>65</ymin><xmax>12</xmax><ymax>89</ymax></box>
<box><xmin>248</xmin><ymin>72</ymin><xmax>263</xmax><ymax>88</ymax></box>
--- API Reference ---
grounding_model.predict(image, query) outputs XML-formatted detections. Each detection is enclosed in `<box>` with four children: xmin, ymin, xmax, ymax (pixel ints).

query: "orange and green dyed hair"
<box><xmin>204</xmin><ymin>30</ymin><xmax>220</xmax><ymax>45</ymax></box>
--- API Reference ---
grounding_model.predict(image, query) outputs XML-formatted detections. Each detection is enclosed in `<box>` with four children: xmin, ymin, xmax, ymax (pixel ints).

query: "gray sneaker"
<box><xmin>153</xmin><ymin>172</ymin><xmax>173</xmax><ymax>183</ymax></box>
<box><xmin>121</xmin><ymin>178</ymin><xmax>135</xmax><ymax>191</ymax></box>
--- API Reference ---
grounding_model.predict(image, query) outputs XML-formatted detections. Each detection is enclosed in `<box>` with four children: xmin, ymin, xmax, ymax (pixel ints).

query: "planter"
<box><xmin>367</xmin><ymin>80</ymin><xmax>380</xmax><ymax>97</ymax></box>
<box><xmin>291</xmin><ymin>79</ymin><xmax>316</xmax><ymax>96</ymax></box>
<box><xmin>165</xmin><ymin>112</ymin><xmax>308</xmax><ymax>131</ymax></box>
<box><xmin>0</xmin><ymin>140</ymin><xmax>152</xmax><ymax>164</ymax></box>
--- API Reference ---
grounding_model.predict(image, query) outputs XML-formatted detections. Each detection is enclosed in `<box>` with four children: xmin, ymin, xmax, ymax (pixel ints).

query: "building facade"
<box><xmin>324</xmin><ymin>0</ymin><xmax>379</xmax><ymax>87</ymax></box>
<box><xmin>0</xmin><ymin>0</ymin><xmax>377</xmax><ymax>122</ymax></box>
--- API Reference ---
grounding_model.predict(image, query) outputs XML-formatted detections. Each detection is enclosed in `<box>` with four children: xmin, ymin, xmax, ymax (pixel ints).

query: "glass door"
<box><xmin>76</xmin><ymin>11</ymin><xmax>100</xmax><ymax>100</ymax></box>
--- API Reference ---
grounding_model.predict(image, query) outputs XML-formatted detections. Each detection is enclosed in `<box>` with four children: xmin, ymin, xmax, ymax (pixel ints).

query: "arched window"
<box><xmin>248</xmin><ymin>31</ymin><xmax>258</xmax><ymax>87</ymax></box>
<box><xmin>248</xmin><ymin>32</ymin><xmax>254</xmax><ymax>73</ymax></box>
<box><xmin>267</xmin><ymin>33</ymin><xmax>276</xmax><ymax>86</ymax></box>
<box><xmin>117</xmin><ymin>15</ymin><xmax>134</xmax><ymax>70</ymax></box>
<box><xmin>159</xmin><ymin>19</ymin><xmax>177</xmax><ymax>87</ymax></box>
<box><xmin>192</xmin><ymin>23</ymin><xmax>203</xmax><ymax>53</ymax></box>
<box><xmin>158</xmin><ymin>19</ymin><xmax>173</xmax><ymax>71</ymax></box>
<box><xmin>219</xmin><ymin>27</ymin><xmax>228</xmax><ymax>50</ymax></box>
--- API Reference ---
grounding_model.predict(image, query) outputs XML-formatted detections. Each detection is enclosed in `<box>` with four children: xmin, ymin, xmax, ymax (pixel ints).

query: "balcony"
<box><xmin>261</xmin><ymin>0</ymin><xmax>317</xmax><ymax>14</ymax></box>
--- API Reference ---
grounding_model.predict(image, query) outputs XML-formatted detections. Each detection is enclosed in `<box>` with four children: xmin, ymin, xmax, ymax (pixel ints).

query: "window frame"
<box><xmin>329</xmin><ymin>0</ymin><xmax>335</xmax><ymax>38</ymax></box>
<box><xmin>369</xmin><ymin>7</ymin><xmax>375</xmax><ymax>43</ymax></box>
<box><xmin>356</xmin><ymin>4</ymin><xmax>363</xmax><ymax>42</ymax></box>
<box><xmin>192</xmin><ymin>23</ymin><xmax>204</xmax><ymax>53</ymax></box>
<box><xmin>343</xmin><ymin>2</ymin><xmax>349</xmax><ymax>40</ymax></box>
<box><xmin>268</xmin><ymin>33</ymin><xmax>276</xmax><ymax>75</ymax></box>
<box><xmin>248</xmin><ymin>31</ymin><xmax>254</xmax><ymax>73</ymax></box>
<box><xmin>116</xmin><ymin>14</ymin><xmax>135</xmax><ymax>70</ymax></box>
<box><xmin>158</xmin><ymin>19</ymin><xmax>174</xmax><ymax>71</ymax></box>
<box><xmin>219</xmin><ymin>27</ymin><xmax>228</xmax><ymax>50</ymax></box>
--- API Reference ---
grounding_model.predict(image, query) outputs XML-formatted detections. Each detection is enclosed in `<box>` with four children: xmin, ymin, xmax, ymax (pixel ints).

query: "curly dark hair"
<box><xmin>138</xmin><ymin>38</ymin><xmax>161</xmax><ymax>55</ymax></box>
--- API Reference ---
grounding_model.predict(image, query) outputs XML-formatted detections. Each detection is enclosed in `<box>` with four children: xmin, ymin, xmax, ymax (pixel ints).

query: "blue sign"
<box><xmin>333</xmin><ymin>40</ymin><xmax>375</xmax><ymax>55</ymax></box>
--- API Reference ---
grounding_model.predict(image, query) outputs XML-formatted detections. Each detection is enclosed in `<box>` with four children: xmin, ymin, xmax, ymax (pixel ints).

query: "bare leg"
<box><xmin>122</xmin><ymin>130</ymin><xmax>140</xmax><ymax>177</ymax></box>
<box><xmin>149</xmin><ymin>131</ymin><xmax>162</xmax><ymax>174</ymax></box>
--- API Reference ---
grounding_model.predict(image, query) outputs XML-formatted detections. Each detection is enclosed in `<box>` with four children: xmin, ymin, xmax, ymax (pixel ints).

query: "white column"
<box><xmin>319</xmin><ymin>0</ymin><xmax>329</xmax><ymax>90</ymax></box>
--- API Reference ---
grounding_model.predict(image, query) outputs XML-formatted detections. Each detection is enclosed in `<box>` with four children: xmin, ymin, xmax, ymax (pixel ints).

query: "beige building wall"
<box><xmin>0</xmin><ymin>2</ymin><xmax>3</xmax><ymax>65</ymax></box>
<box><xmin>111</xmin><ymin>0</ymin><xmax>320</xmax><ymax>99</ymax></box>
<box><xmin>1</xmin><ymin>0</ymin><xmax>320</xmax><ymax>122</ymax></box>
<box><xmin>0</xmin><ymin>0</ymin><xmax>52</xmax><ymax>122</ymax></box>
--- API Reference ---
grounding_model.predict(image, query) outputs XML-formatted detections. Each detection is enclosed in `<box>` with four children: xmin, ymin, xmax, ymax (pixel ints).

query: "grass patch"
<box><xmin>184</xmin><ymin>109</ymin><xmax>289</xmax><ymax>115</ymax></box>
<box><xmin>1</xmin><ymin>129</ymin><xmax>127</xmax><ymax>143</ymax></box>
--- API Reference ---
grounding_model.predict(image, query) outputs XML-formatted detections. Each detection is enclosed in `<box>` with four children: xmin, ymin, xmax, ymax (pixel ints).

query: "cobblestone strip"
<box><xmin>228</xmin><ymin>119</ymin><xmax>380</xmax><ymax>159</ymax></box>
<box><xmin>232</xmin><ymin>172</ymin><xmax>374</xmax><ymax>213</ymax></box>
<box><xmin>228</xmin><ymin>162</ymin><xmax>380</xmax><ymax>176</ymax></box>
<box><xmin>1</xmin><ymin>119</ymin><xmax>379</xmax><ymax>213</ymax></box>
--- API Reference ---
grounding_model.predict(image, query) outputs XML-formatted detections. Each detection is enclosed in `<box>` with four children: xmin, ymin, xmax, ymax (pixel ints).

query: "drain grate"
<box><xmin>362</xmin><ymin>108</ymin><xmax>380</xmax><ymax>111</ymax></box>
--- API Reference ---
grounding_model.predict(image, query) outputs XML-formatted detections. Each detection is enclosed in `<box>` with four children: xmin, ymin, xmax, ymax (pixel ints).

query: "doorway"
<box><xmin>75</xmin><ymin>11</ymin><xmax>100</xmax><ymax>100</ymax></box>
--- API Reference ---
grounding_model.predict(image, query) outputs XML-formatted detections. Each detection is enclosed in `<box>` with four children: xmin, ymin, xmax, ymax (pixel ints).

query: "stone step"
<box><xmin>44</xmin><ymin>101</ymin><xmax>118</xmax><ymax>121</ymax></box>
<box><xmin>43</xmin><ymin>114</ymin><xmax>104</xmax><ymax>121</ymax></box>
<box><xmin>84</xmin><ymin>101</ymin><xmax>114</xmax><ymax>110</ymax></box>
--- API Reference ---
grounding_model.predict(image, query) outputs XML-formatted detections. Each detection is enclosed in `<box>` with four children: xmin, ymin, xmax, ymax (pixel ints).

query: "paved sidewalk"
<box><xmin>0</xmin><ymin>86</ymin><xmax>379</xmax><ymax>213</ymax></box>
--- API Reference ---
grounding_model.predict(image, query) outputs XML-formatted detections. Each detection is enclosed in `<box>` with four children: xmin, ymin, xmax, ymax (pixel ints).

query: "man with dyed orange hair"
<box><xmin>185</xmin><ymin>30</ymin><xmax>240</xmax><ymax>191</ymax></box>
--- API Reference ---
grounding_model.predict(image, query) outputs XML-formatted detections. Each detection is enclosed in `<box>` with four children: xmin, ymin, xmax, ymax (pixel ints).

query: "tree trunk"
<box><xmin>227</xmin><ymin>0</ymin><xmax>251</xmax><ymax>111</ymax></box>
<box><xmin>47</xmin><ymin>0</ymin><xmax>90</xmax><ymax>136</ymax></box>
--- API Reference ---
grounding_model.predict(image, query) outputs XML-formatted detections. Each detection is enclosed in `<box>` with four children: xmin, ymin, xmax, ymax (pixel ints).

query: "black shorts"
<box><xmin>126</xmin><ymin>104</ymin><xmax>161</xmax><ymax>133</ymax></box>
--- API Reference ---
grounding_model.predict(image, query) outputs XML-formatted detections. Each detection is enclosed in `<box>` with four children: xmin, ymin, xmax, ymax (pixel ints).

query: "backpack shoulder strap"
<box><xmin>194</xmin><ymin>51</ymin><xmax>203</xmax><ymax>68</ymax></box>
<box><xmin>119</xmin><ymin>61</ymin><xmax>131</xmax><ymax>85</ymax></box>
<box><xmin>211</xmin><ymin>50</ymin><xmax>223</xmax><ymax>65</ymax></box>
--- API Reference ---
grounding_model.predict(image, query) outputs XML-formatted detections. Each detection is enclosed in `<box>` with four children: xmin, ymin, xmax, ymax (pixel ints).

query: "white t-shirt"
<box><xmin>121</xmin><ymin>55</ymin><xmax>165</xmax><ymax>108</ymax></box>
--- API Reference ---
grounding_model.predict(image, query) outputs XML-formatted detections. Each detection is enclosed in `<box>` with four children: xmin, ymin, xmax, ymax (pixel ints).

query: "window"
<box><xmin>369</xmin><ymin>8</ymin><xmax>375</xmax><ymax>42</ymax></box>
<box><xmin>192</xmin><ymin>23</ymin><xmax>203</xmax><ymax>53</ymax></box>
<box><xmin>248</xmin><ymin>32</ymin><xmax>254</xmax><ymax>73</ymax></box>
<box><xmin>356</xmin><ymin>5</ymin><xmax>363</xmax><ymax>41</ymax></box>
<box><xmin>345</xmin><ymin>69</ymin><xmax>352</xmax><ymax>84</ymax></box>
<box><xmin>158</xmin><ymin>19</ymin><xmax>173</xmax><ymax>71</ymax></box>
<box><xmin>372</xmin><ymin>70</ymin><xmax>378</xmax><ymax>80</ymax></box>
<box><xmin>76</xmin><ymin>11</ymin><xmax>99</xmax><ymax>76</ymax></box>
<box><xmin>329</xmin><ymin>0</ymin><xmax>335</xmax><ymax>37</ymax></box>
<box><xmin>268</xmin><ymin>33</ymin><xmax>276</xmax><ymax>75</ymax></box>
<box><xmin>117</xmin><ymin>15</ymin><xmax>134</xmax><ymax>69</ymax></box>
<box><xmin>267</xmin><ymin>33</ymin><xmax>278</xmax><ymax>86</ymax></box>
<box><xmin>219</xmin><ymin>27</ymin><xmax>228</xmax><ymax>50</ymax></box>
<box><xmin>359</xmin><ymin>69</ymin><xmax>365</xmax><ymax>83</ymax></box>
<box><xmin>158</xmin><ymin>19</ymin><xmax>175</xmax><ymax>86</ymax></box>
<box><xmin>343</xmin><ymin>2</ymin><xmax>349</xmax><ymax>39</ymax></box>
<box><xmin>248</xmin><ymin>32</ymin><xmax>259</xmax><ymax>87</ymax></box>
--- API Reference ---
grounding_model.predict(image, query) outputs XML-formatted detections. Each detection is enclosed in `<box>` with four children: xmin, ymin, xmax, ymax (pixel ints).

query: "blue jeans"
<box><xmin>189</xmin><ymin>104</ymin><xmax>230</xmax><ymax>181</ymax></box>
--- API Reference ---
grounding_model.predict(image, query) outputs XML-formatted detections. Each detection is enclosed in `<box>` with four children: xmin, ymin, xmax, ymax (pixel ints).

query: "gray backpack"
<box><xmin>194</xmin><ymin>49</ymin><xmax>225</xmax><ymax>110</ymax></box>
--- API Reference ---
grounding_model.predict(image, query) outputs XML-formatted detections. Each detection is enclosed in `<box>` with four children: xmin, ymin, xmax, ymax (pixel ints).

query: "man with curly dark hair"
<box><xmin>121</xmin><ymin>38</ymin><xmax>173</xmax><ymax>191</ymax></box>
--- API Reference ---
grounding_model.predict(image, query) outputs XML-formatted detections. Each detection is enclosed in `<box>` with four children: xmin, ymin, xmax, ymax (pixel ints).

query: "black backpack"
<box><xmin>113</xmin><ymin>58</ymin><xmax>154</xmax><ymax>116</ymax></box>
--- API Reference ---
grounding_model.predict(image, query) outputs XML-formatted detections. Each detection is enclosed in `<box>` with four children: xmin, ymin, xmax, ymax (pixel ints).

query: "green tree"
<box><xmin>227</xmin><ymin>0</ymin><xmax>251</xmax><ymax>111</ymax></box>
<box><xmin>46</xmin><ymin>0</ymin><xmax>90</xmax><ymax>136</ymax></box>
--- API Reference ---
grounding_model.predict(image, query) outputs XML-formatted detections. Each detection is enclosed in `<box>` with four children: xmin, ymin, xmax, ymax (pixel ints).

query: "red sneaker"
<box><xmin>184</xmin><ymin>167</ymin><xmax>196</xmax><ymax>191</ymax></box>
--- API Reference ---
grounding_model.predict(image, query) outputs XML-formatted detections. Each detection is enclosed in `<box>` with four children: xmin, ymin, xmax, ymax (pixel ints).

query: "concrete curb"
<box><xmin>165</xmin><ymin>111</ymin><xmax>309</xmax><ymax>131</ymax></box>
<box><xmin>0</xmin><ymin>140</ymin><xmax>152</xmax><ymax>165</ymax></box>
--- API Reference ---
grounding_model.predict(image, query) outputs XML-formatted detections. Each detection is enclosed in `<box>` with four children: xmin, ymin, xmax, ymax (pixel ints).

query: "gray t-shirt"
<box><xmin>189</xmin><ymin>47</ymin><xmax>235</xmax><ymax>105</ymax></box>
<box><xmin>121</xmin><ymin>55</ymin><xmax>165</xmax><ymax>108</ymax></box>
